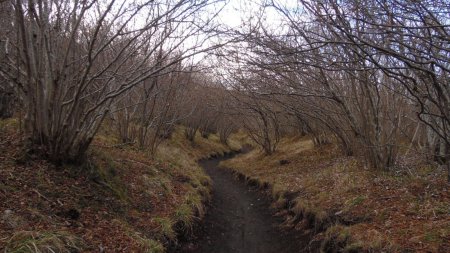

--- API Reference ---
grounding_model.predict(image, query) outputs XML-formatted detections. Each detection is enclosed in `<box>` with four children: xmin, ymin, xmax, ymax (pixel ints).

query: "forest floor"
<box><xmin>221</xmin><ymin>136</ymin><xmax>450</xmax><ymax>252</ymax></box>
<box><xmin>0</xmin><ymin>118</ymin><xmax>241</xmax><ymax>252</ymax></box>
<box><xmin>175</xmin><ymin>154</ymin><xmax>313</xmax><ymax>253</ymax></box>
<box><xmin>1</xmin><ymin>115</ymin><xmax>449</xmax><ymax>253</ymax></box>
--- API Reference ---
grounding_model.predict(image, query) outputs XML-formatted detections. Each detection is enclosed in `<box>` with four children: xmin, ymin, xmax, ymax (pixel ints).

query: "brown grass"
<box><xmin>221</xmin><ymin>136</ymin><xmax>450</xmax><ymax>252</ymax></box>
<box><xmin>0</xmin><ymin>120</ymin><xmax>238</xmax><ymax>252</ymax></box>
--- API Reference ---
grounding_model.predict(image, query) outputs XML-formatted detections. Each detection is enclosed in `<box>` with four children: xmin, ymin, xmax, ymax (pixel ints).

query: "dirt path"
<box><xmin>176</xmin><ymin>154</ymin><xmax>312</xmax><ymax>253</ymax></box>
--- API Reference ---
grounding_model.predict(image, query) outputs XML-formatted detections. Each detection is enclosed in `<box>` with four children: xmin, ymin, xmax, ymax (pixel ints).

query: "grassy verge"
<box><xmin>221</xmin><ymin>136</ymin><xmax>450</xmax><ymax>252</ymax></box>
<box><xmin>0</xmin><ymin>119</ymin><xmax>239</xmax><ymax>252</ymax></box>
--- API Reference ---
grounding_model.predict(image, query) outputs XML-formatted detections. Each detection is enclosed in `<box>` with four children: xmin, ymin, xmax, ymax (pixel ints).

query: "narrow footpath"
<box><xmin>177</xmin><ymin>154</ymin><xmax>312</xmax><ymax>253</ymax></box>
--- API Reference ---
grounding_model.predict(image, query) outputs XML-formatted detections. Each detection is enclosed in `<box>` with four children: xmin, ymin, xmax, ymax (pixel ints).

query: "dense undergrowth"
<box><xmin>0</xmin><ymin>118</ymin><xmax>241</xmax><ymax>252</ymax></box>
<box><xmin>221</xmin><ymin>136</ymin><xmax>450</xmax><ymax>252</ymax></box>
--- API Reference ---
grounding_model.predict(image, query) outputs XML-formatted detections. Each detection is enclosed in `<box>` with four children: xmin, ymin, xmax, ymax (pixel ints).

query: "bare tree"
<box><xmin>230</xmin><ymin>75</ymin><xmax>283</xmax><ymax>155</ymax></box>
<box><xmin>297</xmin><ymin>0</ymin><xmax>449</xmax><ymax>163</ymax></box>
<box><xmin>0</xmin><ymin>0</ymin><xmax>223</xmax><ymax>163</ymax></box>
<box><xmin>0</xmin><ymin>0</ymin><xmax>15</xmax><ymax>119</ymax></box>
<box><xmin>182</xmin><ymin>73</ymin><xmax>221</xmax><ymax>143</ymax></box>
<box><xmin>214</xmin><ymin>0</ymin><xmax>448</xmax><ymax>173</ymax></box>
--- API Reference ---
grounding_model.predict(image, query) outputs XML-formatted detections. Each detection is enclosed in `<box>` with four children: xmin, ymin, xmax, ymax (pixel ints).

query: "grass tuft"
<box><xmin>152</xmin><ymin>217</ymin><xmax>176</xmax><ymax>241</ymax></box>
<box><xmin>5</xmin><ymin>230</ymin><xmax>84</xmax><ymax>253</ymax></box>
<box><xmin>174</xmin><ymin>203</ymin><xmax>195</xmax><ymax>234</ymax></box>
<box><xmin>320</xmin><ymin>225</ymin><xmax>351</xmax><ymax>253</ymax></box>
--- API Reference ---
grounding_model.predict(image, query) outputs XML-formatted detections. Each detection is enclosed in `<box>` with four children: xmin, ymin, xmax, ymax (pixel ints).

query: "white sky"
<box><xmin>190</xmin><ymin>0</ymin><xmax>292</xmax><ymax>64</ymax></box>
<box><xmin>215</xmin><ymin>0</ymin><xmax>289</xmax><ymax>30</ymax></box>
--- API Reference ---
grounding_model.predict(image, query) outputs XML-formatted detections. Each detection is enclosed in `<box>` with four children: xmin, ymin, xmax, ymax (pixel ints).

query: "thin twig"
<box><xmin>32</xmin><ymin>189</ymin><xmax>50</xmax><ymax>201</ymax></box>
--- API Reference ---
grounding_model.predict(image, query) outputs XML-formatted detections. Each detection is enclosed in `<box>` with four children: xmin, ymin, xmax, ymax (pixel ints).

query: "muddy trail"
<box><xmin>175</xmin><ymin>154</ymin><xmax>313</xmax><ymax>253</ymax></box>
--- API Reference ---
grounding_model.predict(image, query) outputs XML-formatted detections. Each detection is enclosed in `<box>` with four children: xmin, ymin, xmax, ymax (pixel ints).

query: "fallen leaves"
<box><xmin>223</xmin><ymin>137</ymin><xmax>450</xmax><ymax>252</ymax></box>
<box><xmin>0</xmin><ymin>124</ymin><xmax>217</xmax><ymax>252</ymax></box>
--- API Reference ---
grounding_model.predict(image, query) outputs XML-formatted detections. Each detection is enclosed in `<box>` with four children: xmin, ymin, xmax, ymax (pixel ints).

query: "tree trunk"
<box><xmin>447</xmin><ymin>161</ymin><xmax>450</xmax><ymax>184</ymax></box>
<box><xmin>0</xmin><ymin>90</ymin><xmax>14</xmax><ymax>119</ymax></box>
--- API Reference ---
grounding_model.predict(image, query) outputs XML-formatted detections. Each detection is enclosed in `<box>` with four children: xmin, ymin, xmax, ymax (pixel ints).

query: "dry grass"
<box><xmin>164</xmin><ymin>126</ymin><xmax>244</xmax><ymax>159</ymax></box>
<box><xmin>0</xmin><ymin>120</ymin><xmax>238</xmax><ymax>252</ymax></box>
<box><xmin>4</xmin><ymin>230</ymin><xmax>84</xmax><ymax>253</ymax></box>
<box><xmin>221</xmin><ymin>136</ymin><xmax>450</xmax><ymax>252</ymax></box>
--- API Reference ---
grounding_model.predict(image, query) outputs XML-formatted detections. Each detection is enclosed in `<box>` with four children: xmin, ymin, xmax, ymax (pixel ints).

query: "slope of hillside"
<box><xmin>221</xmin><ymin>136</ymin><xmax>450</xmax><ymax>252</ymax></box>
<box><xmin>0</xmin><ymin>119</ymin><xmax>239</xmax><ymax>252</ymax></box>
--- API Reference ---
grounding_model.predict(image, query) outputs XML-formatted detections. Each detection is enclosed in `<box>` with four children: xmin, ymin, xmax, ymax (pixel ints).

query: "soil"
<box><xmin>176</xmin><ymin>154</ymin><xmax>313</xmax><ymax>253</ymax></box>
